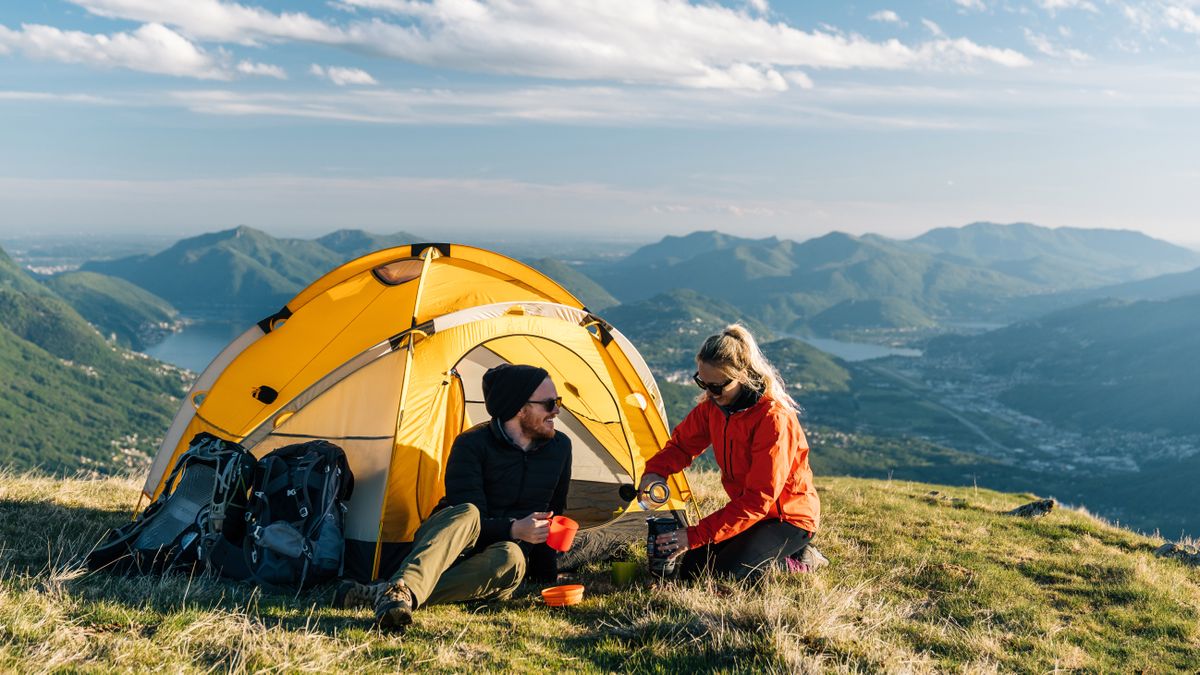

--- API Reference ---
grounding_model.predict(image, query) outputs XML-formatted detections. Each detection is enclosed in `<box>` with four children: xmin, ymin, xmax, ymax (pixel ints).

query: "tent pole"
<box><xmin>371</xmin><ymin>248</ymin><xmax>435</xmax><ymax>580</ymax></box>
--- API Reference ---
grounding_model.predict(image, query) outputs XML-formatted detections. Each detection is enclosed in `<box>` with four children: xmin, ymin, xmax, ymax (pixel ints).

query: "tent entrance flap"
<box><xmin>454</xmin><ymin>341</ymin><xmax>633</xmax><ymax>528</ymax></box>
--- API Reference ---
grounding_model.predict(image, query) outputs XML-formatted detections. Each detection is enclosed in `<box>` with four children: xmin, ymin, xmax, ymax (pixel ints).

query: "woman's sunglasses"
<box><xmin>526</xmin><ymin>396</ymin><xmax>563</xmax><ymax>412</ymax></box>
<box><xmin>692</xmin><ymin>372</ymin><xmax>732</xmax><ymax>395</ymax></box>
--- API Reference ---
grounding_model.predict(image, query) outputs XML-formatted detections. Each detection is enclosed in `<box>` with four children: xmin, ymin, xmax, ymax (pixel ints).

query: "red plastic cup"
<box><xmin>545</xmin><ymin>515</ymin><xmax>578</xmax><ymax>552</ymax></box>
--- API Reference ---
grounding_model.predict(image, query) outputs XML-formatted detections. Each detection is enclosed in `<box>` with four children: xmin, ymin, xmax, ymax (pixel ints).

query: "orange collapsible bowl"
<box><xmin>541</xmin><ymin>584</ymin><xmax>585</xmax><ymax>607</ymax></box>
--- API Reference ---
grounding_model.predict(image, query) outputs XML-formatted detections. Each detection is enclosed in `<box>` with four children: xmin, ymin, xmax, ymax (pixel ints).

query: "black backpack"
<box><xmin>87</xmin><ymin>433</ymin><xmax>255</xmax><ymax>574</ymax></box>
<box><xmin>238</xmin><ymin>440</ymin><xmax>354</xmax><ymax>589</ymax></box>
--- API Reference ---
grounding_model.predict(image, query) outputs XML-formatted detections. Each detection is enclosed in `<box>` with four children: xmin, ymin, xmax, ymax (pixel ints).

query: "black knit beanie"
<box><xmin>482</xmin><ymin>364</ymin><xmax>550</xmax><ymax>422</ymax></box>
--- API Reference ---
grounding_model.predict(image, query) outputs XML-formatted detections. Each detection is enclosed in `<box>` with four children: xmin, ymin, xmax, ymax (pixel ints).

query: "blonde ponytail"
<box><xmin>696</xmin><ymin>324</ymin><xmax>798</xmax><ymax>412</ymax></box>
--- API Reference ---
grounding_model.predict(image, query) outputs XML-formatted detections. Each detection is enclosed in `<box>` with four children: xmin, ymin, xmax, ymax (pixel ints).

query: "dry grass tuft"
<box><xmin>0</xmin><ymin>470</ymin><xmax>1198</xmax><ymax>672</ymax></box>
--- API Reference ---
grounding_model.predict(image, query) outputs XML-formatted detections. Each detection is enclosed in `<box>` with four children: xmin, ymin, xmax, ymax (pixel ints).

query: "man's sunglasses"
<box><xmin>526</xmin><ymin>396</ymin><xmax>563</xmax><ymax>412</ymax></box>
<box><xmin>693</xmin><ymin>372</ymin><xmax>732</xmax><ymax>395</ymax></box>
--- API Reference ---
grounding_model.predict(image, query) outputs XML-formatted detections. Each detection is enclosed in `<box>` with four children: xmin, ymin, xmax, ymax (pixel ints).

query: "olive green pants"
<box><xmin>390</xmin><ymin>502</ymin><xmax>526</xmax><ymax>608</ymax></box>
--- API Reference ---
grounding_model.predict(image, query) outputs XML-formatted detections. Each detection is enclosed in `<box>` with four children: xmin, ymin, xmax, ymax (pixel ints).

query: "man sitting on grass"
<box><xmin>333</xmin><ymin>364</ymin><xmax>572</xmax><ymax>631</ymax></box>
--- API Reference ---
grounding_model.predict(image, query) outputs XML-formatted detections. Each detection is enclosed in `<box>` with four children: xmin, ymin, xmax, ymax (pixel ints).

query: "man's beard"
<box><xmin>518</xmin><ymin>409</ymin><xmax>555</xmax><ymax>442</ymax></box>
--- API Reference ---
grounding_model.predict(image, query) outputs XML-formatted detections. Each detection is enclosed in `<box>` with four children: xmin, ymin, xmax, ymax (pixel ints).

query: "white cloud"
<box><xmin>922</xmin><ymin>18</ymin><xmax>946</xmax><ymax>37</ymax></box>
<box><xmin>309</xmin><ymin>64</ymin><xmax>377</xmax><ymax>86</ymax></box>
<box><xmin>1164</xmin><ymin>4</ymin><xmax>1200</xmax><ymax>34</ymax></box>
<box><xmin>0</xmin><ymin>90</ymin><xmax>114</xmax><ymax>104</ymax></box>
<box><xmin>868</xmin><ymin>10</ymin><xmax>903</xmax><ymax>24</ymax></box>
<box><xmin>785</xmin><ymin>70</ymin><xmax>814</xmax><ymax>89</ymax></box>
<box><xmin>0</xmin><ymin>22</ymin><xmax>228</xmax><ymax>79</ymax></box>
<box><xmin>1036</xmin><ymin>0</ymin><xmax>1098</xmax><ymax>14</ymax></box>
<box><xmin>953</xmin><ymin>0</ymin><xmax>987</xmax><ymax>11</ymax></box>
<box><xmin>69</xmin><ymin>0</ymin><xmax>342</xmax><ymax>44</ymax></box>
<box><xmin>914</xmin><ymin>38</ymin><xmax>1031</xmax><ymax>68</ymax></box>
<box><xmin>1023</xmin><ymin>28</ymin><xmax>1092</xmax><ymax>63</ymax></box>
<box><xmin>61</xmin><ymin>0</ymin><xmax>1030</xmax><ymax>92</ymax></box>
<box><xmin>236</xmin><ymin>60</ymin><xmax>285</xmax><ymax>78</ymax></box>
<box><xmin>746</xmin><ymin>0</ymin><xmax>770</xmax><ymax>15</ymax></box>
<box><xmin>166</xmin><ymin>84</ymin><xmax>974</xmax><ymax>130</ymax></box>
<box><xmin>1122</xmin><ymin>4</ymin><xmax>1157</xmax><ymax>33</ymax></box>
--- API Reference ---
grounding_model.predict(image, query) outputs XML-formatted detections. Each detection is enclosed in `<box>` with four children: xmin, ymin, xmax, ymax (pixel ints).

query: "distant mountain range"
<box><xmin>0</xmin><ymin>245</ymin><xmax>182</xmax><ymax>471</ymax></box>
<box><xmin>896</xmin><ymin>221</ymin><xmax>1199</xmax><ymax>286</ymax></box>
<box><xmin>75</xmin><ymin>226</ymin><xmax>624</xmax><ymax>320</ymax></box>
<box><xmin>586</xmin><ymin>230</ymin><xmax>1042</xmax><ymax>331</ymax></box>
<box><xmin>585</xmin><ymin>223</ymin><xmax>1200</xmax><ymax>332</ymax></box>
<box><xmin>82</xmin><ymin>226</ymin><xmax>422</xmax><ymax>317</ymax></box>
<box><xmin>70</xmin><ymin>222</ymin><xmax>1200</xmax><ymax>335</ymax></box>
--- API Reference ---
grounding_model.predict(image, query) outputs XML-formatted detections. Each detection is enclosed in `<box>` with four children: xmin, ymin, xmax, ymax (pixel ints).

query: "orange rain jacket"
<box><xmin>645</xmin><ymin>394</ymin><xmax>820</xmax><ymax>549</ymax></box>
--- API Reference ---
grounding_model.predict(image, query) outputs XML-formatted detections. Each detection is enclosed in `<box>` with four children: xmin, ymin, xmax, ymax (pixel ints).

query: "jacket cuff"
<box><xmin>479</xmin><ymin>516</ymin><xmax>514</xmax><ymax>546</ymax></box>
<box><xmin>685</xmin><ymin>524</ymin><xmax>707</xmax><ymax>550</ymax></box>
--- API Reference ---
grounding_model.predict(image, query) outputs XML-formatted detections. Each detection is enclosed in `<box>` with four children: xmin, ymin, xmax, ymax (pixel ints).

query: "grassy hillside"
<box><xmin>0</xmin><ymin>246</ymin><xmax>184</xmax><ymax>472</ymax></box>
<box><xmin>1</xmin><ymin>471</ymin><xmax>1196</xmax><ymax>671</ymax></box>
<box><xmin>43</xmin><ymin>271</ymin><xmax>179</xmax><ymax>350</ymax></box>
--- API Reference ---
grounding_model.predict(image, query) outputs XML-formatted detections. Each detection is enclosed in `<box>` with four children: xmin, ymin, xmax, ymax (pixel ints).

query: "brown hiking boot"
<box><xmin>332</xmin><ymin>579</ymin><xmax>388</xmax><ymax>610</ymax></box>
<box><xmin>374</xmin><ymin>579</ymin><xmax>415</xmax><ymax>632</ymax></box>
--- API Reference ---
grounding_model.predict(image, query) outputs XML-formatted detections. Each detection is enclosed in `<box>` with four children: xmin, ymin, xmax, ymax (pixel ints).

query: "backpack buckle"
<box><xmin>299</xmin><ymin>506</ymin><xmax>309</xmax><ymax>518</ymax></box>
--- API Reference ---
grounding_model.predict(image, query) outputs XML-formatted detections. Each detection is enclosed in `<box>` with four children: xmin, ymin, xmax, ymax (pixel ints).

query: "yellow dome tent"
<box><xmin>141</xmin><ymin>243</ymin><xmax>693</xmax><ymax>580</ymax></box>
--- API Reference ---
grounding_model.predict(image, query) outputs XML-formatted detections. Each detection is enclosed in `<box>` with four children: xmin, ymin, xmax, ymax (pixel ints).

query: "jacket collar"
<box><xmin>489</xmin><ymin>417</ymin><xmax>547</xmax><ymax>453</ymax></box>
<box><xmin>718</xmin><ymin>385</ymin><xmax>764</xmax><ymax>416</ymax></box>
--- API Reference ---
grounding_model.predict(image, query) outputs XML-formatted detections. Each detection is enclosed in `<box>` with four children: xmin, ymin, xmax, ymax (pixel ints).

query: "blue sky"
<box><xmin>2</xmin><ymin>0</ymin><xmax>1199</xmax><ymax>245</ymax></box>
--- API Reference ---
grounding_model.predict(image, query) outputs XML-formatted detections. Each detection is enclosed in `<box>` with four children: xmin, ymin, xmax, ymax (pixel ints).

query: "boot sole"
<box><xmin>332</xmin><ymin>581</ymin><xmax>354</xmax><ymax>609</ymax></box>
<box><xmin>375</xmin><ymin>601</ymin><xmax>413</xmax><ymax>632</ymax></box>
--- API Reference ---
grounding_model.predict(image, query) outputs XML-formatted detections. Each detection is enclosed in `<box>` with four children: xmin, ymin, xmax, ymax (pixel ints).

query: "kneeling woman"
<box><xmin>640</xmin><ymin>324</ymin><xmax>819</xmax><ymax>581</ymax></box>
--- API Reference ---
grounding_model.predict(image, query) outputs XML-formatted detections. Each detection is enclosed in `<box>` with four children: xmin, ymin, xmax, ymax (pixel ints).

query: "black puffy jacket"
<box><xmin>441</xmin><ymin>419</ymin><xmax>572</xmax><ymax>579</ymax></box>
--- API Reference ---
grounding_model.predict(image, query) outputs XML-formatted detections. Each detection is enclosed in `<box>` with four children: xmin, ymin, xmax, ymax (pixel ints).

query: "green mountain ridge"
<box><xmin>314</xmin><ymin>229</ymin><xmax>423</xmax><ymax>257</ymax></box>
<box><xmin>81</xmin><ymin>226</ymin><xmax>426</xmax><ymax>318</ymax></box>
<box><xmin>906</xmin><ymin>221</ymin><xmax>1200</xmax><ymax>275</ymax></box>
<box><xmin>43</xmin><ymin>271</ymin><xmax>179</xmax><ymax>351</ymax></box>
<box><xmin>593</xmin><ymin>230</ymin><xmax>1043</xmax><ymax>331</ymax></box>
<box><xmin>0</xmin><ymin>246</ymin><xmax>183</xmax><ymax>471</ymax></box>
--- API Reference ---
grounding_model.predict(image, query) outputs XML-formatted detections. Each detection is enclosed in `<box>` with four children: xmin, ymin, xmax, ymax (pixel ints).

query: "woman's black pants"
<box><xmin>678</xmin><ymin>518</ymin><xmax>812</xmax><ymax>582</ymax></box>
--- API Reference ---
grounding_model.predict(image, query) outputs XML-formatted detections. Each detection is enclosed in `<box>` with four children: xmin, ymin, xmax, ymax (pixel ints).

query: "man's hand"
<box><xmin>654</xmin><ymin>528</ymin><xmax>689</xmax><ymax>559</ymax></box>
<box><xmin>511</xmin><ymin>511</ymin><xmax>553</xmax><ymax>544</ymax></box>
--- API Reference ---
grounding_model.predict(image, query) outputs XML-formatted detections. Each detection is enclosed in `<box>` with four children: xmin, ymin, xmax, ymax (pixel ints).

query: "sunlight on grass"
<box><xmin>1</xmin><ymin>470</ymin><xmax>1197</xmax><ymax>672</ymax></box>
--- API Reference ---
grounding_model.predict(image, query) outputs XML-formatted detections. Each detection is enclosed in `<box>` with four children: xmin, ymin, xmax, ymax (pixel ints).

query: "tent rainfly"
<box><xmin>141</xmin><ymin>243</ymin><xmax>694</xmax><ymax>580</ymax></box>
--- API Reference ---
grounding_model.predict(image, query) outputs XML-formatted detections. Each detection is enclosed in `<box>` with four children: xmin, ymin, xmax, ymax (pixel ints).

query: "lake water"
<box><xmin>793</xmin><ymin>336</ymin><xmax>922</xmax><ymax>362</ymax></box>
<box><xmin>143</xmin><ymin>320</ymin><xmax>247</xmax><ymax>373</ymax></box>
